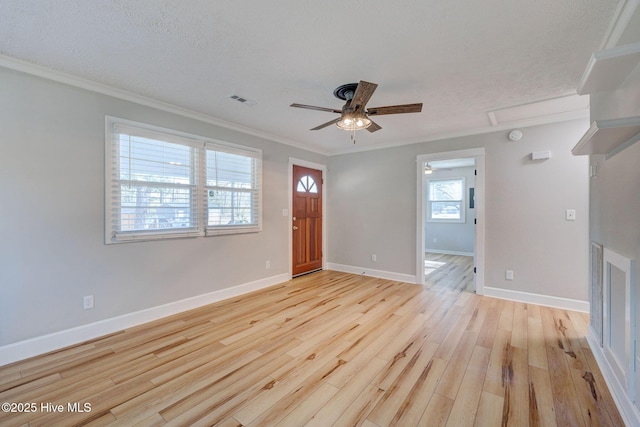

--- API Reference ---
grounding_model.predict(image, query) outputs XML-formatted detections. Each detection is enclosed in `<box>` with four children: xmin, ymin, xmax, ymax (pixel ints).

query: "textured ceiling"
<box><xmin>0</xmin><ymin>0</ymin><xmax>620</xmax><ymax>154</ymax></box>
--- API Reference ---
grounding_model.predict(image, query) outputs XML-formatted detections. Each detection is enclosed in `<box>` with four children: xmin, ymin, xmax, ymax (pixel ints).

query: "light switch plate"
<box><xmin>566</xmin><ymin>209</ymin><xmax>576</xmax><ymax>221</ymax></box>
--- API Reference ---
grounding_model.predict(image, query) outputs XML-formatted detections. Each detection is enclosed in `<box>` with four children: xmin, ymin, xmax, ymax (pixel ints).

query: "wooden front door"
<box><xmin>292</xmin><ymin>165</ymin><xmax>323</xmax><ymax>276</ymax></box>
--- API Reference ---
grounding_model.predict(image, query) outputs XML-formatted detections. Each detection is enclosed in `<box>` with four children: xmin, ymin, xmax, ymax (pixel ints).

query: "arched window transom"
<box><xmin>297</xmin><ymin>175</ymin><xmax>318</xmax><ymax>193</ymax></box>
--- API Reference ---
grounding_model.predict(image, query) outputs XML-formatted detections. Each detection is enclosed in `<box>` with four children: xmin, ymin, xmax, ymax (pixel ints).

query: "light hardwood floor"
<box><xmin>425</xmin><ymin>252</ymin><xmax>475</xmax><ymax>293</ymax></box>
<box><xmin>0</xmin><ymin>270</ymin><xmax>623</xmax><ymax>426</ymax></box>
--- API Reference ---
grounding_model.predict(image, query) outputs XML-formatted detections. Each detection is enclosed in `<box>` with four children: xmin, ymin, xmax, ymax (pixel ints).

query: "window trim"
<box><xmin>105</xmin><ymin>116</ymin><xmax>262</xmax><ymax>244</ymax></box>
<box><xmin>426</xmin><ymin>177</ymin><xmax>466</xmax><ymax>223</ymax></box>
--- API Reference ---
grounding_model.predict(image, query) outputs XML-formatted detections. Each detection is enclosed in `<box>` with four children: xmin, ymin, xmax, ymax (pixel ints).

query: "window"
<box><xmin>106</xmin><ymin>117</ymin><xmax>261</xmax><ymax>243</ymax></box>
<box><xmin>427</xmin><ymin>177</ymin><xmax>465</xmax><ymax>223</ymax></box>
<box><xmin>205</xmin><ymin>145</ymin><xmax>261</xmax><ymax>234</ymax></box>
<box><xmin>296</xmin><ymin>175</ymin><xmax>318</xmax><ymax>193</ymax></box>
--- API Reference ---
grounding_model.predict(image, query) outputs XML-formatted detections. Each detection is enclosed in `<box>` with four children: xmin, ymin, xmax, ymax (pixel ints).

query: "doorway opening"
<box><xmin>416</xmin><ymin>148</ymin><xmax>485</xmax><ymax>294</ymax></box>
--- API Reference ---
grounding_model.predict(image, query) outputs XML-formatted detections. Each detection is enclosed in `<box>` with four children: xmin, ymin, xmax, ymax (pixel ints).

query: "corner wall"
<box><xmin>328</xmin><ymin>119</ymin><xmax>590</xmax><ymax>303</ymax></box>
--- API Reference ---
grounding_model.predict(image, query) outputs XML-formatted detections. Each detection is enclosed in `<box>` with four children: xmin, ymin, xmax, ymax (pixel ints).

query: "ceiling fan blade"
<box><xmin>367</xmin><ymin>103</ymin><xmax>423</xmax><ymax>115</ymax></box>
<box><xmin>311</xmin><ymin>117</ymin><xmax>340</xmax><ymax>130</ymax></box>
<box><xmin>290</xmin><ymin>103</ymin><xmax>342</xmax><ymax>114</ymax></box>
<box><xmin>350</xmin><ymin>81</ymin><xmax>378</xmax><ymax>110</ymax></box>
<box><xmin>366</xmin><ymin>120</ymin><xmax>382</xmax><ymax>133</ymax></box>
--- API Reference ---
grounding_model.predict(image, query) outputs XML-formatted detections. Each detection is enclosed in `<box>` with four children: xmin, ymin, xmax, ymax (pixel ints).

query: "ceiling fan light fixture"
<box><xmin>336</xmin><ymin>113</ymin><xmax>371</xmax><ymax>131</ymax></box>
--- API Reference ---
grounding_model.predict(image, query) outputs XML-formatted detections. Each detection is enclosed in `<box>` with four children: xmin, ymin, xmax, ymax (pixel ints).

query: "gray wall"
<box><xmin>0</xmin><ymin>66</ymin><xmax>327</xmax><ymax>345</ymax></box>
<box><xmin>328</xmin><ymin>119</ymin><xmax>590</xmax><ymax>300</ymax></box>
<box><xmin>587</xmin><ymin>18</ymin><xmax>640</xmax><ymax>414</ymax></box>
<box><xmin>0</xmin><ymin>63</ymin><xmax>593</xmax><ymax>349</ymax></box>
<box><xmin>424</xmin><ymin>166</ymin><xmax>476</xmax><ymax>254</ymax></box>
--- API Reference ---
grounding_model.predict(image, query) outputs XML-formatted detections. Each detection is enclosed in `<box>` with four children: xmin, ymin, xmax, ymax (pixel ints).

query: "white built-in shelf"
<box><xmin>577</xmin><ymin>42</ymin><xmax>640</xmax><ymax>95</ymax></box>
<box><xmin>572</xmin><ymin>116</ymin><xmax>640</xmax><ymax>157</ymax></box>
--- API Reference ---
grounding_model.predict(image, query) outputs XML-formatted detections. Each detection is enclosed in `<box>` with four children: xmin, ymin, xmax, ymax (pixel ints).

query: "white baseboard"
<box><xmin>425</xmin><ymin>249</ymin><xmax>474</xmax><ymax>257</ymax></box>
<box><xmin>587</xmin><ymin>327</ymin><xmax>639</xmax><ymax>427</ymax></box>
<box><xmin>483</xmin><ymin>286</ymin><xmax>590</xmax><ymax>313</ymax></box>
<box><xmin>327</xmin><ymin>263</ymin><xmax>417</xmax><ymax>284</ymax></box>
<box><xmin>0</xmin><ymin>273</ymin><xmax>289</xmax><ymax>367</ymax></box>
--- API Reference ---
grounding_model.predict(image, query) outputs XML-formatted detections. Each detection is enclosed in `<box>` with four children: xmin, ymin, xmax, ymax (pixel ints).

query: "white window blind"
<box><xmin>205</xmin><ymin>142</ymin><xmax>261</xmax><ymax>235</ymax></box>
<box><xmin>105</xmin><ymin>117</ymin><xmax>261</xmax><ymax>243</ymax></box>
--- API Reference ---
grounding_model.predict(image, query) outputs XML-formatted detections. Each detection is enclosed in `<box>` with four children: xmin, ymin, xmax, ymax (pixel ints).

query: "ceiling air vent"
<box><xmin>229</xmin><ymin>94</ymin><xmax>256</xmax><ymax>106</ymax></box>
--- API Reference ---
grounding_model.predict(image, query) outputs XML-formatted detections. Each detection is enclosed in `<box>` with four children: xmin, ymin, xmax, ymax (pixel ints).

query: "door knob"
<box><xmin>293</xmin><ymin>226</ymin><xmax>298</xmax><ymax>230</ymax></box>
<box><xmin>292</xmin><ymin>216</ymin><xmax>296</xmax><ymax>221</ymax></box>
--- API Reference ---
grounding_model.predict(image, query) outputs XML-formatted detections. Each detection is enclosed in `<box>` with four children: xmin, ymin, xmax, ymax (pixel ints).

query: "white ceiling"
<box><xmin>0</xmin><ymin>1</ymin><xmax>620</xmax><ymax>155</ymax></box>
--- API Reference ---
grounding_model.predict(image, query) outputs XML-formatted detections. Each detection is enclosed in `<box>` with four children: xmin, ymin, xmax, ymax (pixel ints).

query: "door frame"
<box><xmin>288</xmin><ymin>158</ymin><xmax>328</xmax><ymax>279</ymax></box>
<box><xmin>416</xmin><ymin>148</ymin><xmax>485</xmax><ymax>294</ymax></box>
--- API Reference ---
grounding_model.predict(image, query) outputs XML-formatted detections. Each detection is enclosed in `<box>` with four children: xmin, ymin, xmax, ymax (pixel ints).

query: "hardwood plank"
<box><xmin>385</xmin><ymin>357</ymin><xmax>448</xmax><ymax>426</ymax></box>
<box><xmin>374</xmin><ymin>313</ymin><xmax>430</xmax><ymax>362</ymax></box>
<box><xmin>433</xmin><ymin>310</ymin><xmax>475</xmax><ymax>361</ymax></box>
<box><xmin>445</xmin><ymin>345</ymin><xmax>491</xmax><ymax>426</ymax></box>
<box><xmin>570</xmin><ymin>367</ymin><xmax>612</xmax><ymax>426</ymax></box>
<box><xmin>273</xmin><ymin>382</ymin><xmax>339</xmax><ymax>427</ymax></box>
<box><xmin>528</xmin><ymin>365</ymin><xmax>558</xmax><ymax>427</ymax></box>
<box><xmin>501</xmin><ymin>345</ymin><xmax>529</xmax><ymax>427</ymax></box>
<box><xmin>541</xmin><ymin>307</ymin><xmax>587</xmax><ymax>371</ymax></box>
<box><xmin>367</xmin><ymin>340</ymin><xmax>440</xmax><ymax>426</ymax></box>
<box><xmin>465</xmin><ymin>297</ymin><xmax>492</xmax><ymax>336</ymax></box>
<box><xmin>117</xmin><ymin>352</ymin><xmax>287</xmax><ymax>424</ymax></box>
<box><xmin>528</xmin><ymin>314</ymin><xmax>548</xmax><ymax>370</ymax></box>
<box><xmin>511</xmin><ymin>303</ymin><xmax>529</xmax><ymax>349</ymax></box>
<box><xmin>483</xmin><ymin>328</ymin><xmax>512</xmax><ymax>397</ymax></box>
<box><xmin>232</xmin><ymin>339</ymin><xmax>352</xmax><ymax>425</ymax></box>
<box><xmin>498</xmin><ymin>299</ymin><xmax>515</xmax><ymax>331</ymax></box>
<box><xmin>327</xmin><ymin>315</ymin><xmax>406</xmax><ymax>389</ymax></box>
<box><xmin>418</xmin><ymin>393</ymin><xmax>454</xmax><ymax>426</ymax></box>
<box><xmin>435</xmin><ymin>330</ymin><xmax>480</xmax><ymax>400</ymax></box>
<box><xmin>474</xmin><ymin>391</ymin><xmax>504</xmax><ymax>426</ymax></box>
<box><xmin>243</xmin><ymin>355</ymin><xmax>348</xmax><ymax>427</ymax></box>
<box><xmin>581</xmin><ymin>346</ymin><xmax>626</xmax><ymax>427</ymax></box>
<box><xmin>546</xmin><ymin>345</ymin><xmax>585</xmax><ymax>427</ymax></box>
<box><xmin>304</xmin><ymin>356</ymin><xmax>388</xmax><ymax>426</ymax></box>
<box><xmin>332</xmin><ymin>383</ymin><xmax>385</xmax><ymax>427</ymax></box>
<box><xmin>476</xmin><ymin>298</ymin><xmax>501</xmax><ymax>349</ymax></box>
<box><xmin>162</xmin><ymin>375</ymin><xmax>274</xmax><ymax>427</ymax></box>
<box><xmin>0</xmin><ymin>270</ymin><xmax>623</xmax><ymax>427</ymax></box>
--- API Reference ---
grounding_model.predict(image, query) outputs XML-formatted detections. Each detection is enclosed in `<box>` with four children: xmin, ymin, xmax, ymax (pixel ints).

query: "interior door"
<box><xmin>292</xmin><ymin>165</ymin><xmax>323</xmax><ymax>276</ymax></box>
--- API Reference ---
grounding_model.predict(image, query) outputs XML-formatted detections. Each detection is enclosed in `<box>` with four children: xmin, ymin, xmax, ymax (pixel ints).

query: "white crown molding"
<box><xmin>0</xmin><ymin>54</ymin><xmax>591</xmax><ymax>158</ymax></box>
<box><xmin>600</xmin><ymin>0</ymin><xmax>640</xmax><ymax>49</ymax></box>
<box><xmin>0</xmin><ymin>54</ymin><xmax>330</xmax><ymax>156</ymax></box>
<box><xmin>328</xmin><ymin>110</ymin><xmax>590</xmax><ymax>156</ymax></box>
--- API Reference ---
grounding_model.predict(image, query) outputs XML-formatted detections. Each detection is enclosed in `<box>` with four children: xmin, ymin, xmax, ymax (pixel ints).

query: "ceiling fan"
<box><xmin>290</xmin><ymin>81</ymin><xmax>423</xmax><ymax>135</ymax></box>
<box><xmin>424</xmin><ymin>163</ymin><xmax>452</xmax><ymax>174</ymax></box>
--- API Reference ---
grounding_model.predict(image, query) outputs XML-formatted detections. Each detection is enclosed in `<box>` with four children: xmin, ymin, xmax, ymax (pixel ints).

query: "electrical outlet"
<box><xmin>266</xmin><ymin>260</ymin><xmax>271</xmax><ymax>269</ymax></box>
<box><xmin>371</xmin><ymin>254</ymin><xmax>377</xmax><ymax>262</ymax></box>
<box><xmin>505</xmin><ymin>270</ymin><xmax>514</xmax><ymax>281</ymax></box>
<box><xmin>83</xmin><ymin>295</ymin><xmax>94</xmax><ymax>310</ymax></box>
